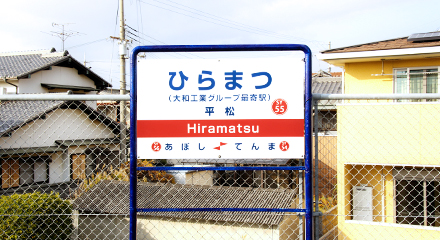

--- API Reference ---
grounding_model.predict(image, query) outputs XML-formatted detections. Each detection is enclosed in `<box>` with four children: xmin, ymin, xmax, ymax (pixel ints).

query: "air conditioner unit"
<box><xmin>353</xmin><ymin>185</ymin><xmax>373</xmax><ymax>221</ymax></box>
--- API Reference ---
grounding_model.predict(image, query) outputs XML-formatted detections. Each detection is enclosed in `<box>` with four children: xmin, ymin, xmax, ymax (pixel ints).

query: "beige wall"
<box><xmin>337</xmin><ymin>103</ymin><xmax>440</xmax><ymax>239</ymax></box>
<box><xmin>338</xmin><ymin>103</ymin><xmax>440</xmax><ymax>165</ymax></box>
<box><xmin>343</xmin><ymin>58</ymin><xmax>440</xmax><ymax>94</ymax></box>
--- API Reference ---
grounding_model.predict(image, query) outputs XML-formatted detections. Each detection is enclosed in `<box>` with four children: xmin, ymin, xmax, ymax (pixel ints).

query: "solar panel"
<box><xmin>408</xmin><ymin>32</ymin><xmax>440</xmax><ymax>42</ymax></box>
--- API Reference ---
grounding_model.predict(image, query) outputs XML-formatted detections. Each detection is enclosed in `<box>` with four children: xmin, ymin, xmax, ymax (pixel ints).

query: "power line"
<box><xmin>151</xmin><ymin>0</ymin><xmax>304</xmax><ymax>41</ymax></box>
<box><xmin>67</xmin><ymin>38</ymin><xmax>108</xmax><ymax>49</ymax></box>
<box><xmin>139</xmin><ymin>0</ymin><xmax>326</xmax><ymax>50</ymax></box>
<box><xmin>125</xmin><ymin>24</ymin><xmax>203</xmax><ymax>59</ymax></box>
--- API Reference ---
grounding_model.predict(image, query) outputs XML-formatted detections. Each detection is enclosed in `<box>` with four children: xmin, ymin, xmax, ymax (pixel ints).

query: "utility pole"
<box><xmin>119</xmin><ymin>0</ymin><xmax>127</xmax><ymax>164</ymax></box>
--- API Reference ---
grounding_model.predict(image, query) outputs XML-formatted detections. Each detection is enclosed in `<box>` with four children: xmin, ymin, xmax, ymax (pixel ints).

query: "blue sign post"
<box><xmin>130</xmin><ymin>44</ymin><xmax>313</xmax><ymax>240</ymax></box>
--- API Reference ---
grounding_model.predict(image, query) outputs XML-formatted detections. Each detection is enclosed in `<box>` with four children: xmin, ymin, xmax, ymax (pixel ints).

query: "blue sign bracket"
<box><xmin>130</xmin><ymin>44</ymin><xmax>313</xmax><ymax>240</ymax></box>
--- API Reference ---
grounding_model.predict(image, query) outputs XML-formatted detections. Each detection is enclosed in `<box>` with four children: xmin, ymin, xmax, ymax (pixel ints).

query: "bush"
<box><xmin>0</xmin><ymin>192</ymin><xmax>72</xmax><ymax>239</ymax></box>
<box><xmin>74</xmin><ymin>159</ymin><xmax>175</xmax><ymax>198</ymax></box>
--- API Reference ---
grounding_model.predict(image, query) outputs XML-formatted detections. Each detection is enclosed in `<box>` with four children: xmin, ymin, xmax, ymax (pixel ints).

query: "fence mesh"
<box><xmin>1</xmin><ymin>96</ymin><xmax>439</xmax><ymax>239</ymax></box>
<box><xmin>316</xmin><ymin>97</ymin><xmax>440</xmax><ymax>240</ymax></box>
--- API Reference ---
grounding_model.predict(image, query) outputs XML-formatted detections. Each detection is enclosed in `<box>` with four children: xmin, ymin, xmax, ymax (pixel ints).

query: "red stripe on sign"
<box><xmin>137</xmin><ymin>119</ymin><xmax>304</xmax><ymax>138</ymax></box>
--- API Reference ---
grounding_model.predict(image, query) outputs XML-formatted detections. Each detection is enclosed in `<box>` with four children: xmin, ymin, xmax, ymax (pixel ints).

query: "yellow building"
<box><xmin>319</xmin><ymin>33</ymin><xmax>440</xmax><ymax>239</ymax></box>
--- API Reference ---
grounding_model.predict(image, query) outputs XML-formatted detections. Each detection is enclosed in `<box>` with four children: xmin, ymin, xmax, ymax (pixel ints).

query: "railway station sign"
<box><xmin>136</xmin><ymin>58</ymin><xmax>305</xmax><ymax>159</ymax></box>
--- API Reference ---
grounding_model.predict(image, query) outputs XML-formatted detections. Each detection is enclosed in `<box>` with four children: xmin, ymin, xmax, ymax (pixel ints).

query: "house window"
<box><xmin>1</xmin><ymin>157</ymin><xmax>48</xmax><ymax>189</ymax></box>
<box><xmin>394</xmin><ymin>169</ymin><xmax>440</xmax><ymax>227</ymax></box>
<box><xmin>71</xmin><ymin>149</ymin><xmax>120</xmax><ymax>181</ymax></box>
<box><xmin>71</xmin><ymin>154</ymin><xmax>86</xmax><ymax>180</ymax></box>
<box><xmin>394</xmin><ymin>67</ymin><xmax>439</xmax><ymax>101</ymax></box>
<box><xmin>317</xmin><ymin>110</ymin><xmax>337</xmax><ymax>131</ymax></box>
<box><xmin>2</xmin><ymin>159</ymin><xmax>19</xmax><ymax>188</ymax></box>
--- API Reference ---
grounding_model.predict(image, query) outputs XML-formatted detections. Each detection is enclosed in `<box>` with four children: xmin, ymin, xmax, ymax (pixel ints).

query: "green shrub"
<box><xmin>0</xmin><ymin>192</ymin><xmax>72</xmax><ymax>240</ymax></box>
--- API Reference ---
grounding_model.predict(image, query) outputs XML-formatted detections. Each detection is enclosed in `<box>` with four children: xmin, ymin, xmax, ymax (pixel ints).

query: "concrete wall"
<box><xmin>185</xmin><ymin>170</ymin><xmax>214</xmax><ymax>186</ymax></box>
<box><xmin>76</xmin><ymin>215</ymin><xmax>280</xmax><ymax>240</ymax></box>
<box><xmin>279</xmin><ymin>213</ymin><xmax>301</xmax><ymax>240</ymax></box>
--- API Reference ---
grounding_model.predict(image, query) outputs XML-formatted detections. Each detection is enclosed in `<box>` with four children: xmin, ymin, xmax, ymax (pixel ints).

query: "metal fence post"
<box><xmin>304</xmin><ymin>46</ymin><xmax>313</xmax><ymax>240</ymax></box>
<box><xmin>129</xmin><ymin>46</ymin><xmax>140</xmax><ymax>240</ymax></box>
<box><xmin>314</xmin><ymin>99</ymin><xmax>320</xmax><ymax>240</ymax></box>
<box><xmin>129</xmin><ymin>44</ymin><xmax>313</xmax><ymax>240</ymax></box>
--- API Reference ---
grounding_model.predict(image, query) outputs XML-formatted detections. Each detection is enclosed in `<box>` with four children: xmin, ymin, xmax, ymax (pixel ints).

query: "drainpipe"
<box><xmin>4</xmin><ymin>77</ymin><xmax>18</xmax><ymax>94</ymax></box>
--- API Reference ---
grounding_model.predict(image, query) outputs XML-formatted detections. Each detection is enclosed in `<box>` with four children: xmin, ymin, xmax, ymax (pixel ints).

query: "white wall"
<box><xmin>19</xmin><ymin>66</ymin><xmax>96</xmax><ymax>94</ymax></box>
<box><xmin>168</xmin><ymin>165</ymin><xmax>215</xmax><ymax>186</ymax></box>
<box><xmin>0</xmin><ymin>108</ymin><xmax>116</xmax><ymax>184</ymax></box>
<box><xmin>49</xmin><ymin>151</ymin><xmax>69</xmax><ymax>184</ymax></box>
<box><xmin>0</xmin><ymin>108</ymin><xmax>115</xmax><ymax>149</ymax></box>
<box><xmin>0</xmin><ymin>86</ymin><xmax>17</xmax><ymax>94</ymax></box>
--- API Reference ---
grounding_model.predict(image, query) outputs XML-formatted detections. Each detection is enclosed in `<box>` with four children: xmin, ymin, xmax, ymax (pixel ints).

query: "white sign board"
<box><xmin>137</xmin><ymin>58</ymin><xmax>304</xmax><ymax>159</ymax></box>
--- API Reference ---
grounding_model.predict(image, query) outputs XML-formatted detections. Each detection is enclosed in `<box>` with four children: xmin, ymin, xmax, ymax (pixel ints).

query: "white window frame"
<box><xmin>393</xmin><ymin>169</ymin><xmax>440</xmax><ymax>227</ymax></box>
<box><xmin>393</xmin><ymin>66</ymin><xmax>440</xmax><ymax>94</ymax></box>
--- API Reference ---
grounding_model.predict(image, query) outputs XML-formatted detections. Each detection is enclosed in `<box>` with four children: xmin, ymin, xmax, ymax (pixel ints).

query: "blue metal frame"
<box><xmin>130</xmin><ymin>44</ymin><xmax>312</xmax><ymax>240</ymax></box>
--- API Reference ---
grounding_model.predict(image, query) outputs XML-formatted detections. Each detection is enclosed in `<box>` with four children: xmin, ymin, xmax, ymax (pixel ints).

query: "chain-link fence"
<box><xmin>1</xmin><ymin>94</ymin><xmax>439</xmax><ymax>239</ymax></box>
<box><xmin>315</xmin><ymin>94</ymin><xmax>440</xmax><ymax>240</ymax></box>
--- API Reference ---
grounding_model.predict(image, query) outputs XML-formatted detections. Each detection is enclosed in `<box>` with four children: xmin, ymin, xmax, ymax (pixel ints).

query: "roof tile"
<box><xmin>322</xmin><ymin>37</ymin><xmax>440</xmax><ymax>54</ymax></box>
<box><xmin>73</xmin><ymin>180</ymin><xmax>297</xmax><ymax>226</ymax></box>
<box><xmin>0</xmin><ymin>52</ymin><xmax>68</xmax><ymax>79</ymax></box>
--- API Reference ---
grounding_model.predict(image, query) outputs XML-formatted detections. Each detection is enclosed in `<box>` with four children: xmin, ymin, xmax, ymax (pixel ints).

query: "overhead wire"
<box><xmin>109</xmin><ymin>0</ymin><xmax>120</xmax><ymax>88</ymax></box>
<box><xmin>126</xmin><ymin>24</ymin><xmax>201</xmax><ymax>59</ymax></box>
<box><xmin>135</xmin><ymin>0</ymin><xmax>142</xmax><ymax>47</ymax></box>
<box><xmin>126</xmin><ymin>24</ymin><xmax>203</xmax><ymax>59</ymax></box>
<box><xmin>139</xmin><ymin>0</ymin><xmax>326</xmax><ymax>51</ymax></box>
<box><xmin>67</xmin><ymin>38</ymin><xmax>108</xmax><ymax>49</ymax></box>
<box><xmin>151</xmin><ymin>0</ymin><xmax>311</xmax><ymax>42</ymax></box>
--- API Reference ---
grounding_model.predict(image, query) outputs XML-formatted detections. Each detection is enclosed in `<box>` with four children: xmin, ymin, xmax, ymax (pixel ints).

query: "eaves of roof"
<box><xmin>47</xmin><ymin>57</ymin><xmax>112</xmax><ymax>90</ymax></box>
<box><xmin>0</xmin><ymin>145</ymin><xmax>66</xmax><ymax>156</ymax></box>
<box><xmin>318</xmin><ymin>45</ymin><xmax>440</xmax><ymax>67</ymax></box>
<box><xmin>0</xmin><ymin>100</ymin><xmax>120</xmax><ymax>137</ymax></box>
<box><xmin>0</xmin><ymin>100</ymin><xmax>65</xmax><ymax>136</ymax></box>
<box><xmin>54</xmin><ymin>138</ymin><xmax>120</xmax><ymax>147</ymax></box>
<box><xmin>14</xmin><ymin>56</ymin><xmax>70</xmax><ymax>79</ymax></box>
<box><xmin>0</xmin><ymin>49</ymin><xmax>112</xmax><ymax>90</ymax></box>
<box><xmin>318</xmin><ymin>36</ymin><xmax>440</xmax><ymax>67</ymax></box>
<box><xmin>41</xmin><ymin>83</ymin><xmax>100</xmax><ymax>92</ymax></box>
<box><xmin>320</xmin><ymin>37</ymin><xmax>409</xmax><ymax>54</ymax></box>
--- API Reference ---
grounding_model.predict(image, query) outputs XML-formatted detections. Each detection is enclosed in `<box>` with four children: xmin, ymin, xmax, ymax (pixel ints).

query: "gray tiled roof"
<box><xmin>73</xmin><ymin>180</ymin><xmax>297</xmax><ymax>226</ymax></box>
<box><xmin>0</xmin><ymin>49</ymin><xmax>68</xmax><ymax>79</ymax></box>
<box><xmin>98</xmin><ymin>89</ymin><xmax>130</xmax><ymax>95</ymax></box>
<box><xmin>0</xmin><ymin>49</ymin><xmax>111</xmax><ymax>89</ymax></box>
<box><xmin>0</xmin><ymin>100</ymin><xmax>64</xmax><ymax>135</ymax></box>
<box><xmin>312</xmin><ymin>77</ymin><xmax>342</xmax><ymax>108</ymax></box>
<box><xmin>312</xmin><ymin>77</ymin><xmax>342</xmax><ymax>94</ymax></box>
<box><xmin>0</xmin><ymin>99</ymin><xmax>120</xmax><ymax>136</ymax></box>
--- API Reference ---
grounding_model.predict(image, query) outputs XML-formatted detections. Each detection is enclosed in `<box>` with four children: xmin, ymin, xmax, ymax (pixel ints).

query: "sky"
<box><xmin>1</xmin><ymin>0</ymin><xmax>440</xmax><ymax>89</ymax></box>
